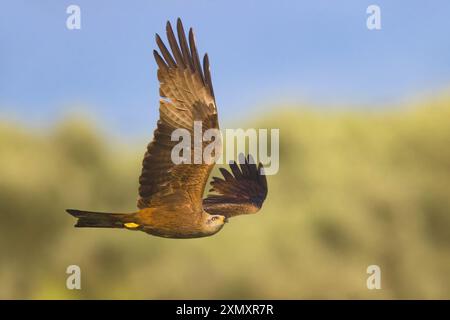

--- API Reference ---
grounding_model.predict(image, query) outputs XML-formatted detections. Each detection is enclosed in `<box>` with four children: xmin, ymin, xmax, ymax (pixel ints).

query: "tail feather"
<box><xmin>66</xmin><ymin>209</ymin><xmax>133</xmax><ymax>229</ymax></box>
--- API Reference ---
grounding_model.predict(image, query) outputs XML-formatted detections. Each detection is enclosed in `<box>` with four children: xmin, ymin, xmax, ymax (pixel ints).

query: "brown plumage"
<box><xmin>203</xmin><ymin>154</ymin><xmax>268</xmax><ymax>218</ymax></box>
<box><xmin>66</xmin><ymin>18</ymin><xmax>268</xmax><ymax>239</ymax></box>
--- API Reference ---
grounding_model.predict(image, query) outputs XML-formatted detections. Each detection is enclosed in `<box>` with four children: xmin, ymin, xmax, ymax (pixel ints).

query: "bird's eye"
<box><xmin>211</xmin><ymin>216</ymin><xmax>218</xmax><ymax>221</ymax></box>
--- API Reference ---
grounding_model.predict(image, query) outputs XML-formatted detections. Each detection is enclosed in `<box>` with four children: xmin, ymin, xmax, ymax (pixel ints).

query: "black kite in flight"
<box><xmin>66</xmin><ymin>19</ymin><xmax>268</xmax><ymax>238</ymax></box>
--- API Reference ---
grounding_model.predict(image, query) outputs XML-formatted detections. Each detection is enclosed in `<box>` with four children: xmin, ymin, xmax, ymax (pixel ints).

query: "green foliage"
<box><xmin>1</xmin><ymin>96</ymin><xmax>450</xmax><ymax>299</ymax></box>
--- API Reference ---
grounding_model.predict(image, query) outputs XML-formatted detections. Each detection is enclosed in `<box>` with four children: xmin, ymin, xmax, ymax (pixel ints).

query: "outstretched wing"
<box><xmin>137</xmin><ymin>18</ymin><xmax>219</xmax><ymax>212</ymax></box>
<box><xmin>203</xmin><ymin>155</ymin><xmax>268</xmax><ymax>218</ymax></box>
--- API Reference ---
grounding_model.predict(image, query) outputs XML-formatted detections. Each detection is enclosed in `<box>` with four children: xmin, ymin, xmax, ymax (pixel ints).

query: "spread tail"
<box><xmin>66</xmin><ymin>209</ymin><xmax>135</xmax><ymax>229</ymax></box>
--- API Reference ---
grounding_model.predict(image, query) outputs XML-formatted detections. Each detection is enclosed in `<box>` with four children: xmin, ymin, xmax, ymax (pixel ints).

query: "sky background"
<box><xmin>1</xmin><ymin>0</ymin><xmax>449</xmax><ymax>136</ymax></box>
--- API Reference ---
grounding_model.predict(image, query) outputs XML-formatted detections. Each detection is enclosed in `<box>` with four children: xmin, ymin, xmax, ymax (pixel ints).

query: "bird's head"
<box><xmin>203</xmin><ymin>214</ymin><xmax>228</xmax><ymax>234</ymax></box>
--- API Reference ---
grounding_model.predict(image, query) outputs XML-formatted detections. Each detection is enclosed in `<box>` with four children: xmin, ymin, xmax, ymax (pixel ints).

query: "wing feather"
<box><xmin>203</xmin><ymin>54</ymin><xmax>215</xmax><ymax>99</ymax></box>
<box><xmin>189</xmin><ymin>28</ymin><xmax>205</xmax><ymax>85</ymax></box>
<box><xmin>177</xmin><ymin>19</ymin><xmax>194</xmax><ymax>70</ymax></box>
<box><xmin>155</xmin><ymin>34</ymin><xmax>176</xmax><ymax>68</ymax></box>
<box><xmin>166</xmin><ymin>21</ymin><xmax>186</xmax><ymax>69</ymax></box>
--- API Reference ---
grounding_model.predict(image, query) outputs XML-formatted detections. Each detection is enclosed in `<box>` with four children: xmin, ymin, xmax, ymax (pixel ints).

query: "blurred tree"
<box><xmin>1</xmin><ymin>95</ymin><xmax>450</xmax><ymax>299</ymax></box>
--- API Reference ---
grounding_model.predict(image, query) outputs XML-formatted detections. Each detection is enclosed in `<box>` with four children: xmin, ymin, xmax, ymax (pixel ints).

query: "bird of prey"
<box><xmin>66</xmin><ymin>18</ymin><xmax>268</xmax><ymax>239</ymax></box>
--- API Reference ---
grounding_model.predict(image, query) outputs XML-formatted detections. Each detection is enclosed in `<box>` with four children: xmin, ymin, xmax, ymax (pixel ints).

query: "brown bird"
<box><xmin>66</xmin><ymin>18</ymin><xmax>268</xmax><ymax>239</ymax></box>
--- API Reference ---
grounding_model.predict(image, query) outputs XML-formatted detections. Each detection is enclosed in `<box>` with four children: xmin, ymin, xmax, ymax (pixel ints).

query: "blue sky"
<box><xmin>1</xmin><ymin>0</ymin><xmax>449</xmax><ymax>136</ymax></box>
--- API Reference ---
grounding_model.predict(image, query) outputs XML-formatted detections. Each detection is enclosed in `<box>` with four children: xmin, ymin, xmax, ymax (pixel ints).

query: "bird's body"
<box><xmin>66</xmin><ymin>18</ymin><xmax>268</xmax><ymax>239</ymax></box>
<box><xmin>137</xmin><ymin>208</ymin><xmax>226</xmax><ymax>239</ymax></box>
<box><xmin>68</xmin><ymin>203</ymin><xmax>227</xmax><ymax>239</ymax></box>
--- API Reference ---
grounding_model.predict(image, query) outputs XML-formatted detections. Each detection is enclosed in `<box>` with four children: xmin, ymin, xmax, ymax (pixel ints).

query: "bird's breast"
<box><xmin>136</xmin><ymin>207</ymin><xmax>210</xmax><ymax>238</ymax></box>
